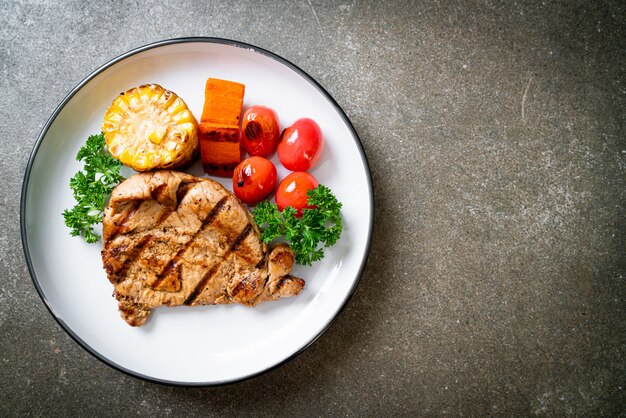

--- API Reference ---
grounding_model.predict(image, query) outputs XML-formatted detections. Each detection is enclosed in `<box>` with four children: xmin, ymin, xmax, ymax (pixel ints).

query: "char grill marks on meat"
<box><xmin>101</xmin><ymin>171</ymin><xmax>304</xmax><ymax>326</ymax></box>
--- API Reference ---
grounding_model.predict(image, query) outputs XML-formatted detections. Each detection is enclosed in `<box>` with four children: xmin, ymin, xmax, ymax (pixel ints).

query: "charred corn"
<box><xmin>102</xmin><ymin>84</ymin><xmax>198</xmax><ymax>171</ymax></box>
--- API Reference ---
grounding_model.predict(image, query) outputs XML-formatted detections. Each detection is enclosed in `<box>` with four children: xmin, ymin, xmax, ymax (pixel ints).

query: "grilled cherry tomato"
<box><xmin>278</xmin><ymin>118</ymin><xmax>323</xmax><ymax>171</ymax></box>
<box><xmin>240</xmin><ymin>105</ymin><xmax>280</xmax><ymax>157</ymax></box>
<box><xmin>232</xmin><ymin>157</ymin><xmax>277</xmax><ymax>205</ymax></box>
<box><xmin>275</xmin><ymin>171</ymin><xmax>319</xmax><ymax>216</ymax></box>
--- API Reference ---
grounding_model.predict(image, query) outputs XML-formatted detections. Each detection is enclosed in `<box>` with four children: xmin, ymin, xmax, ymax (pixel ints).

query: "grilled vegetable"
<box><xmin>198</xmin><ymin>123</ymin><xmax>242</xmax><ymax>177</ymax></box>
<box><xmin>241</xmin><ymin>105</ymin><xmax>280</xmax><ymax>157</ymax></box>
<box><xmin>278</xmin><ymin>118</ymin><xmax>324</xmax><ymax>172</ymax></box>
<box><xmin>102</xmin><ymin>84</ymin><xmax>198</xmax><ymax>171</ymax></box>
<box><xmin>201</xmin><ymin>78</ymin><xmax>245</xmax><ymax>125</ymax></box>
<box><xmin>232</xmin><ymin>157</ymin><xmax>277</xmax><ymax>205</ymax></box>
<box><xmin>199</xmin><ymin>78</ymin><xmax>245</xmax><ymax>177</ymax></box>
<box><xmin>275</xmin><ymin>172</ymin><xmax>318</xmax><ymax>216</ymax></box>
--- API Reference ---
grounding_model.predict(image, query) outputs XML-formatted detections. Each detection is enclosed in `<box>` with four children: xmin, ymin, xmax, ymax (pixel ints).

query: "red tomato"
<box><xmin>232</xmin><ymin>157</ymin><xmax>277</xmax><ymax>205</ymax></box>
<box><xmin>275</xmin><ymin>172</ymin><xmax>319</xmax><ymax>216</ymax></box>
<box><xmin>278</xmin><ymin>118</ymin><xmax>323</xmax><ymax>171</ymax></box>
<box><xmin>240</xmin><ymin>105</ymin><xmax>280</xmax><ymax>157</ymax></box>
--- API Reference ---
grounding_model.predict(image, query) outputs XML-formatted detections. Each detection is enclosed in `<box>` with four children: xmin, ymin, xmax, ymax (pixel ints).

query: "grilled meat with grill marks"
<box><xmin>101</xmin><ymin>171</ymin><xmax>304</xmax><ymax>326</ymax></box>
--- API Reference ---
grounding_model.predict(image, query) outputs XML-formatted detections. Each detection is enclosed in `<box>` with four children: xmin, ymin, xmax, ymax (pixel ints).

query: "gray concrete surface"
<box><xmin>1</xmin><ymin>0</ymin><xmax>625</xmax><ymax>415</ymax></box>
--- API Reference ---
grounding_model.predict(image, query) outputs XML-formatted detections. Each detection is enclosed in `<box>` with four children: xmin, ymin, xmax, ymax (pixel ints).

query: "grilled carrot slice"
<box><xmin>201</xmin><ymin>78</ymin><xmax>245</xmax><ymax>124</ymax></box>
<box><xmin>198</xmin><ymin>122</ymin><xmax>242</xmax><ymax>177</ymax></box>
<box><xmin>199</xmin><ymin>78</ymin><xmax>245</xmax><ymax>177</ymax></box>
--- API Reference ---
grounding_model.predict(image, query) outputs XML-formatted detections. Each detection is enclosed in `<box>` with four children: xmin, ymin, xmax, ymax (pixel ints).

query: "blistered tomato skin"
<box><xmin>240</xmin><ymin>105</ymin><xmax>280</xmax><ymax>157</ymax></box>
<box><xmin>275</xmin><ymin>172</ymin><xmax>319</xmax><ymax>217</ymax></box>
<box><xmin>232</xmin><ymin>157</ymin><xmax>277</xmax><ymax>205</ymax></box>
<box><xmin>278</xmin><ymin>118</ymin><xmax>324</xmax><ymax>172</ymax></box>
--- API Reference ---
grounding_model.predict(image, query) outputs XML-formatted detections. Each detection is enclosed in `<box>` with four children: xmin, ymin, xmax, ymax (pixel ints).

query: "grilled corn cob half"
<box><xmin>102</xmin><ymin>84</ymin><xmax>198</xmax><ymax>171</ymax></box>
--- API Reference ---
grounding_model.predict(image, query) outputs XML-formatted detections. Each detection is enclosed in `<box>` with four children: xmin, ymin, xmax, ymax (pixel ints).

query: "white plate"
<box><xmin>21</xmin><ymin>38</ymin><xmax>373</xmax><ymax>385</ymax></box>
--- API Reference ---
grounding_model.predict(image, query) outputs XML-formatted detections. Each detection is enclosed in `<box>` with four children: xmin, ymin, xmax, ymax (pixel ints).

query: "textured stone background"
<box><xmin>1</xmin><ymin>0</ymin><xmax>625</xmax><ymax>415</ymax></box>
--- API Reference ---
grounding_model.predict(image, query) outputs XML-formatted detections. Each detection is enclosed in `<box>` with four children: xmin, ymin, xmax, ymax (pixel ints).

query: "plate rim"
<box><xmin>20</xmin><ymin>37</ymin><xmax>374</xmax><ymax>387</ymax></box>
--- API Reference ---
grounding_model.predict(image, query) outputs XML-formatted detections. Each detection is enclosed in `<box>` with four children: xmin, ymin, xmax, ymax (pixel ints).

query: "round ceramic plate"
<box><xmin>21</xmin><ymin>38</ymin><xmax>373</xmax><ymax>385</ymax></box>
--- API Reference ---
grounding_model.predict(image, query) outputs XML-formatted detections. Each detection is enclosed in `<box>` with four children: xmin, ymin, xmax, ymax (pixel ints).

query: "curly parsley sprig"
<box><xmin>62</xmin><ymin>133</ymin><xmax>124</xmax><ymax>243</ymax></box>
<box><xmin>253</xmin><ymin>185</ymin><xmax>343</xmax><ymax>265</ymax></box>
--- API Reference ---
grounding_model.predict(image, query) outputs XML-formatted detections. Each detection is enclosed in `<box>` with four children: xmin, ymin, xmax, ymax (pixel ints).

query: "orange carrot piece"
<box><xmin>201</xmin><ymin>78</ymin><xmax>245</xmax><ymax>125</ymax></box>
<box><xmin>199</xmin><ymin>78</ymin><xmax>245</xmax><ymax>177</ymax></box>
<box><xmin>198</xmin><ymin>122</ymin><xmax>242</xmax><ymax>177</ymax></box>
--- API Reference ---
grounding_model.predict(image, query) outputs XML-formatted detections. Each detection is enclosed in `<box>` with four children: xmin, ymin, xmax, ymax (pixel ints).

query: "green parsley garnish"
<box><xmin>253</xmin><ymin>185</ymin><xmax>343</xmax><ymax>266</ymax></box>
<box><xmin>62</xmin><ymin>133</ymin><xmax>124</xmax><ymax>243</ymax></box>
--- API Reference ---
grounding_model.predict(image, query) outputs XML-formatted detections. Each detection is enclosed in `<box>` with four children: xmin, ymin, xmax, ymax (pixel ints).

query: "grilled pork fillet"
<box><xmin>101</xmin><ymin>171</ymin><xmax>304</xmax><ymax>326</ymax></box>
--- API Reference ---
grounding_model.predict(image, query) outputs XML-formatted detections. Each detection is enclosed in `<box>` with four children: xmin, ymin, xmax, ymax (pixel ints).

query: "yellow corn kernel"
<box><xmin>148</xmin><ymin>125</ymin><xmax>167</xmax><ymax>145</ymax></box>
